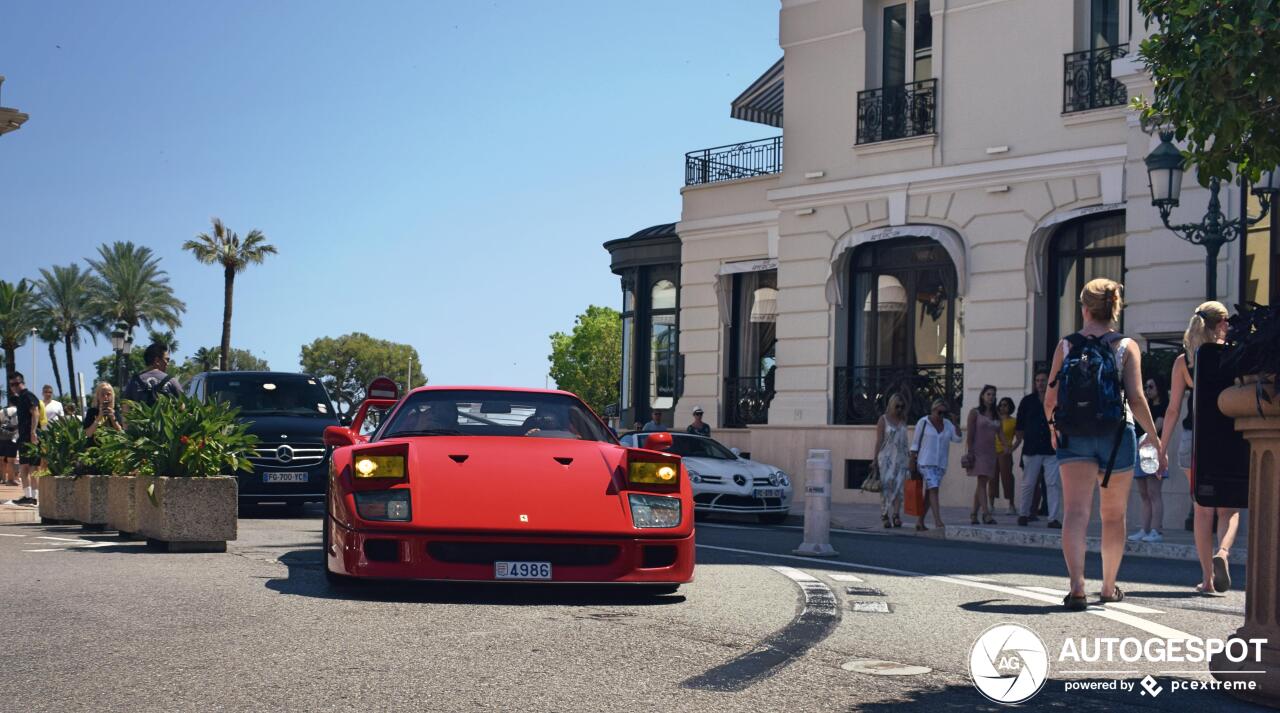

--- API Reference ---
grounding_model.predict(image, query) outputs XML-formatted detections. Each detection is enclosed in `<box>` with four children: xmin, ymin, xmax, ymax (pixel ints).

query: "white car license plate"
<box><xmin>495</xmin><ymin>561</ymin><xmax>552</xmax><ymax>580</ymax></box>
<box><xmin>263</xmin><ymin>472</ymin><xmax>309</xmax><ymax>483</ymax></box>
<box><xmin>753</xmin><ymin>488</ymin><xmax>783</xmax><ymax>499</ymax></box>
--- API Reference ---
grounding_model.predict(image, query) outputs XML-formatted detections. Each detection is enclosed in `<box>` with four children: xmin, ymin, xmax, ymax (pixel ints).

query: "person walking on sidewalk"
<box><xmin>0</xmin><ymin>401</ymin><xmax>17</xmax><ymax>486</ymax></box>
<box><xmin>873</xmin><ymin>393</ymin><xmax>909</xmax><ymax>528</ymax></box>
<box><xmin>1159</xmin><ymin>301</ymin><xmax>1239</xmax><ymax>596</ymax></box>
<box><xmin>1129</xmin><ymin>375</ymin><xmax>1168</xmax><ymax>543</ymax></box>
<box><xmin>1046</xmin><ymin>278</ymin><xmax>1163</xmax><ymax>611</ymax></box>
<box><xmin>990</xmin><ymin>397</ymin><xmax>1020</xmax><ymax>516</ymax></box>
<box><xmin>910</xmin><ymin>398</ymin><xmax>963</xmax><ymax>532</ymax></box>
<box><xmin>40</xmin><ymin>385</ymin><xmax>64</xmax><ymax>426</ymax></box>
<box><xmin>6</xmin><ymin>372</ymin><xmax>41</xmax><ymax>506</ymax></box>
<box><xmin>1016</xmin><ymin>368</ymin><xmax>1060</xmax><ymax>528</ymax></box>
<box><xmin>965</xmin><ymin>386</ymin><xmax>1003</xmax><ymax>525</ymax></box>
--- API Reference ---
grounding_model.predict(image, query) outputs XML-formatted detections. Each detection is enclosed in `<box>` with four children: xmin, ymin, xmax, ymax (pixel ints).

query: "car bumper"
<box><xmin>327</xmin><ymin>520</ymin><xmax>694</xmax><ymax>584</ymax></box>
<box><xmin>692</xmin><ymin>491</ymin><xmax>792</xmax><ymax>514</ymax></box>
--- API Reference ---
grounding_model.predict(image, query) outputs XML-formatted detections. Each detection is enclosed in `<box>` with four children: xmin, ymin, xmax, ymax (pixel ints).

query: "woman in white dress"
<box><xmin>873</xmin><ymin>393</ymin><xmax>909</xmax><ymax>528</ymax></box>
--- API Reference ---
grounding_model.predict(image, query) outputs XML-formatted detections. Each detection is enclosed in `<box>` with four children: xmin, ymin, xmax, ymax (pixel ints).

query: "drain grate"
<box><xmin>845</xmin><ymin>586</ymin><xmax>884</xmax><ymax>597</ymax></box>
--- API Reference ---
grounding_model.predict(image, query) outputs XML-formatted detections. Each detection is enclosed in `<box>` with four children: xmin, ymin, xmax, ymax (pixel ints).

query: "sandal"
<box><xmin>882</xmin><ymin>514</ymin><xmax>891</xmax><ymax>528</ymax></box>
<box><xmin>915</xmin><ymin>523</ymin><xmax>928</xmax><ymax>532</ymax></box>
<box><xmin>983</xmin><ymin>515</ymin><xmax>997</xmax><ymax>525</ymax></box>
<box><xmin>1100</xmin><ymin>585</ymin><xmax>1125</xmax><ymax>603</ymax></box>
<box><xmin>970</xmin><ymin>513</ymin><xmax>979</xmax><ymax>525</ymax></box>
<box><xmin>1195</xmin><ymin>582</ymin><xmax>1226</xmax><ymax>598</ymax></box>
<box><xmin>1063</xmin><ymin>593</ymin><xmax>1088</xmax><ymax>611</ymax></box>
<box><xmin>1213</xmin><ymin>554</ymin><xmax>1231</xmax><ymax>592</ymax></box>
<box><xmin>892</xmin><ymin>514</ymin><xmax>902</xmax><ymax>528</ymax></box>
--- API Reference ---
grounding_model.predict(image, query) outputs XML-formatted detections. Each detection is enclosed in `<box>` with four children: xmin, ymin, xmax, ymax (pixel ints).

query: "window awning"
<box><xmin>730</xmin><ymin>58</ymin><xmax>783</xmax><ymax>128</ymax></box>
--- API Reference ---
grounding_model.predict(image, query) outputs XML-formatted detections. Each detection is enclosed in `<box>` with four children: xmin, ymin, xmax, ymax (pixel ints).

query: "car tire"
<box><xmin>758</xmin><ymin>512</ymin><xmax>790</xmax><ymax>525</ymax></box>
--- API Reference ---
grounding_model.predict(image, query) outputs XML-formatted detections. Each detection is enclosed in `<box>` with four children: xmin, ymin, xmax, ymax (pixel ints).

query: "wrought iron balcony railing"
<box><xmin>834</xmin><ymin>364</ymin><xmax>964</xmax><ymax>426</ymax></box>
<box><xmin>1063</xmin><ymin>43</ymin><xmax>1128</xmax><ymax>113</ymax></box>
<box><xmin>723</xmin><ymin>376</ymin><xmax>774</xmax><ymax>428</ymax></box>
<box><xmin>685</xmin><ymin>136</ymin><xmax>783</xmax><ymax>186</ymax></box>
<box><xmin>856</xmin><ymin>79</ymin><xmax>937</xmax><ymax>145</ymax></box>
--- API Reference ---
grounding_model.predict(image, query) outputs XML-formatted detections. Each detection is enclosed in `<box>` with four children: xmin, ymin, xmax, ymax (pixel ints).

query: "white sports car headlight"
<box><xmin>770</xmin><ymin>471</ymin><xmax>790</xmax><ymax>487</ymax></box>
<box><xmin>687</xmin><ymin>468</ymin><xmax>702</xmax><ymax>484</ymax></box>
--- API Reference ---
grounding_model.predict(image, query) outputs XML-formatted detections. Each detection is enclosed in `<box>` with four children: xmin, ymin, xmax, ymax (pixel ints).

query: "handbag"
<box><xmin>904</xmin><ymin>478</ymin><xmax>925</xmax><ymax>517</ymax></box>
<box><xmin>961</xmin><ymin>452</ymin><xmax>975</xmax><ymax>470</ymax></box>
<box><xmin>861</xmin><ymin>463</ymin><xmax>882</xmax><ymax>493</ymax></box>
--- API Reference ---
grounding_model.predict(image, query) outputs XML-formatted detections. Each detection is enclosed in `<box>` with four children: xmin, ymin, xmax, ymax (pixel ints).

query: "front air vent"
<box><xmin>448</xmin><ymin>454</ymin><xmax>469</xmax><ymax>464</ymax></box>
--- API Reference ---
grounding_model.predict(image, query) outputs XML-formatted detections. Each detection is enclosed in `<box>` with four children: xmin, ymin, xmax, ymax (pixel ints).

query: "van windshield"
<box><xmin>207</xmin><ymin>374</ymin><xmax>335</xmax><ymax>418</ymax></box>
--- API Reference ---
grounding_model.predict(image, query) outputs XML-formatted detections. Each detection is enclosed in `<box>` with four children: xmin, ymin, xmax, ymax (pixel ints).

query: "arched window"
<box><xmin>1047</xmin><ymin>212</ymin><xmax>1125</xmax><ymax>348</ymax></box>
<box><xmin>650</xmin><ymin>280</ymin><xmax>677</xmax><ymax>411</ymax></box>
<box><xmin>836</xmin><ymin>237</ymin><xmax>962</xmax><ymax>424</ymax></box>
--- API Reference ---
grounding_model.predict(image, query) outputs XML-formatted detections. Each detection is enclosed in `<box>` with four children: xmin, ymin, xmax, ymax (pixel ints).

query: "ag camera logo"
<box><xmin>970</xmin><ymin>623</ymin><xmax>1050</xmax><ymax>704</ymax></box>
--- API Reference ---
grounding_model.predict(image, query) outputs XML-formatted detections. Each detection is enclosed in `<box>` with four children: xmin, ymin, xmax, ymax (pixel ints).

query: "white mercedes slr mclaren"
<box><xmin>619</xmin><ymin>432</ymin><xmax>793</xmax><ymax>524</ymax></box>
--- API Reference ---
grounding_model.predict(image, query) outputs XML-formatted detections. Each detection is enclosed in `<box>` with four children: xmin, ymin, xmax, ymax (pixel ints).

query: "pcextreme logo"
<box><xmin>969</xmin><ymin>623</ymin><xmax>1050</xmax><ymax>704</ymax></box>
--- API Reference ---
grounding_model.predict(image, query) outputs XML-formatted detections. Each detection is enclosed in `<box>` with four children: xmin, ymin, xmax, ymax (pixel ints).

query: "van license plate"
<box><xmin>495</xmin><ymin>561</ymin><xmax>552</xmax><ymax>580</ymax></box>
<box><xmin>263</xmin><ymin>472</ymin><xmax>308</xmax><ymax>483</ymax></box>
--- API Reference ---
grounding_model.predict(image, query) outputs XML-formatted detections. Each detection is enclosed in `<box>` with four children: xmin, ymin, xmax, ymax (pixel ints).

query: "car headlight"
<box><xmin>687</xmin><ymin>468</ymin><xmax>702</xmax><ymax>484</ymax></box>
<box><xmin>771</xmin><ymin>471</ymin><xmax>790</xmax><ymax>488</ymax></box>
<box><xmin>353</xmin><ymin>455</ymin><xmax>405</xmax><ymax>479</ymax></box>
<box><xmin>629</xmin><ymin>494</ymin><xmax>681</xmax><ymax>528</ymax></box>
<box><xmin>354</xmin><ymin>489</ymin><xmax>412</xmax><ymax>521</ymax></box>
<box><xmin>629</xmin><ymin>461</ymin><xmax>679</xmax><ymax>486</ymax></box>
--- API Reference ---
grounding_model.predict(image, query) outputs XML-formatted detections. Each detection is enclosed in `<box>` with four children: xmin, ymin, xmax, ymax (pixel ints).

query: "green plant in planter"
<box><xmin>1223</xmin><ymin>303</ymin><xmax>1280</xmax><ymax>413</ymax></box>
<box><xmin>20</xmin><ymin>417</ymin><xmax>90</xmax><ymax>476</ymax></box>
<box><xmin>110</xmin><ymin>394</ymin><xmax>258</xmax><ymax>478</ymax></box>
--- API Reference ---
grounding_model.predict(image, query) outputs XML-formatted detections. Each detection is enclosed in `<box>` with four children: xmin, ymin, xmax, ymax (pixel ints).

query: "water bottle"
<box><xmin>1139</xmin><ymin>442</ymin><xmax>1159</xmax><ymax>474</ymax></box>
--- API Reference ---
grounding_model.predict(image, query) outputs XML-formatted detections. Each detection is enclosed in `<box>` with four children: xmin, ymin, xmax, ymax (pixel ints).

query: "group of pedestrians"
<box><xmin>869</xmin><ymin>277</ymin><xmax>1241</xmax><ymax>607</ymax></box>
<box><xmin>2</xmin><ymin>341</ymin><xmax>181</xmax><ymax>508</ymax></box>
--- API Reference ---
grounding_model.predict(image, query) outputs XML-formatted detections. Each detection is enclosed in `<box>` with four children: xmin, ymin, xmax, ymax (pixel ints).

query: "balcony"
<box><xmin>833</xmin><ymin>364</ymin><xmax>964</xmax><ymax>426</ymax></box>
<box><xmin>1063</xmin><ymin>44</ymin><xmax>1128</xmax><ymax>113</ymax></box>
<box><xmin>856</xmin><ymin>79</ymin><xmax>937</xmax><ymax>145</ymax></box>
<box><xmin>685</xmin><ymin>136</ymin><xmax>783</xmax><ymax>186</ymax></box>
<box><xmin>723</xmin><ymin>376</ymin><xmax>774</xmax><ymax>428</ymax></box>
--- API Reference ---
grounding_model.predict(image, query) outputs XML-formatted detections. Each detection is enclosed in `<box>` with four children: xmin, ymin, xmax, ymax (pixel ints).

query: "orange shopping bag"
<box><xmin>904</xmin><ymin>478</ymin><xmax>925</xmax><ymax>518</ymax></box>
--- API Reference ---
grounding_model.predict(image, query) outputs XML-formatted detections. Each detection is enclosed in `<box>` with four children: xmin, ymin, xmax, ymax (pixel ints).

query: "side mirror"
<box><xmin>323</xmin><ymin>426</ymin><xmax>357</xmax><ymax>449</ymax></box>
<box><xmin>730</xmin><ymin>447</ymin><xmax>742</xmax><ymax>457</ymax></box>
<box><xmin>643</xmin><ymin>431</ymin><xmax>673</xmax><ymax>451</ymax></box>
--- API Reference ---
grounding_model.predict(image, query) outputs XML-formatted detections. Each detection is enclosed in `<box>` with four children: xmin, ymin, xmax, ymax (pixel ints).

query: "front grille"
<box><xmin>752</xmin><ymin>476</ymin><xmax>772</xmax><ymax>486</ymax></box>
<box><xmin>699</xmin><ymin>475</ymin><xmax>724</xmax><ymax>484</ymax></box>
<box><xmin>642</xmin><ymin>546</ymin><xmax>678</xmax><ymax>568</ymax></box>
<box><xmin>427</xmin><ymin>542</ymin><xmax>620</xmax><ymax>567</ymax></box>
<box><xmin>249</xmin><ymin>442</ymin><xmax>326</xmax><ymax>468</ymax></box>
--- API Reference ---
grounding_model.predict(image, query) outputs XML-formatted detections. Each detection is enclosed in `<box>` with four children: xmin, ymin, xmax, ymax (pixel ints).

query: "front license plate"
<box><xmin>753</xmin><ymin>488</ymin><xmax>783</xmax><ymax>499</ymax></box>
<box><xmin>495</xmin><ymin>561</ymin><xmax>552</xmax><ymax>580</ymax></box>
<box><xmin>263</xmin><ymin>472</ymin><xmax>309</xmax><ymax>483</ymax></box>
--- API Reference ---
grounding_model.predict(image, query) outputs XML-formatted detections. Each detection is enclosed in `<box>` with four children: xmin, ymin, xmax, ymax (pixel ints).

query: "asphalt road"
<box><xmin>0</xmin><ymin>508</ymin><xmax>1269</xmax><ymax>712</ymax></box>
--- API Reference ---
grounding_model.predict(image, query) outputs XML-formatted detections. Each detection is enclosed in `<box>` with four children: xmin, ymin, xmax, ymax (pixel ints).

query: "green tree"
<box><xmin>547</xmin><ymin>305</ymin><xmax>621</xmax><ymax>415</ymax></box>
<box><xmin>171</xmin><ymin>347</ymin><xmax>270</xmax><ymax>382</ymax></box>
<box><xmin>93</xmin><ymin>348</ymin><xmax>145</xmax><ymax>389</ymax></box>
<box><xmin>37</xmin><ymin>323</ymin><xmax>63</xmax><ymax>397</ymax></box>
<box><xmin>0</xmin><ymin>279</ymin><xmax>37</xmax><ymax>384</ymax></box>
<box><xmin>35</xmin><ymin>264</ymin><xmax>102</xmax><ymax>405</ymax></box>
<box><xmin>1135</xmin><ymin>1</ymin><xmax>1280</xmax><ymax>182</ymax></box>
<box><xmin>183</xmin><ymin>218</ymin><xmax>277</xmax><ymax>371</ymax></box>
<box><xmin>88</xmin><ymin>241</ymin><xmax>185</xmax><ymax>339</ymax></box>
<box><xmin>299</xmin><ymin>333</ymin><xmax>425</xmax><ymax>413</ymax></box>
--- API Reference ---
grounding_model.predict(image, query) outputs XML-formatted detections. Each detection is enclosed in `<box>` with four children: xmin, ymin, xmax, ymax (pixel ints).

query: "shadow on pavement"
<box><xmin>852</xmin><ymin>680</ymin><xmax>1269</xmax><ymax>712</ymax></box>
<box><xmin>264</xmin><ymin>548</ymin><xmax>689</xmax><ymax>606</ymax></box>
<box><xmin>960</xmin><ymin>598</ymin><xmax>1061</xmax><ymax>616</ymax></box>
<box><xmin>237</xmin><ymin>503</ymin><xmax>323</xmax><ymax>519</ymax></box>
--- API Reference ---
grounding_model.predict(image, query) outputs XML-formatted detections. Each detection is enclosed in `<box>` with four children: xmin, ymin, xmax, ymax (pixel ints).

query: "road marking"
<box><xmin>681</xmin><ymin>564</ymin><xmax>841</xmax><ymax>692</ymax></box>
<box><xmin>36</xmin><ymin>536</ymin><xmax>90</xmax><ymax>543</ymax></box>
<box><xmin>829</xmin><ymin>573</ymin><xmax>864</xmax><ymax>583</ymax></box>
<box><xmin>22</xmin><ymin>548</ymin><xmax>63</xmax><ymax>552</ymax></box>
<box><xmin>953</xmin><ymin>574</ymin><xmax>998</xmax><ymax>583</ymax></box>
<box><xmin>841</xmin><ymin>658</ymin><xmax>932</xmax><ymax>676</ymax></box>
<box><xmin>0</xmin><ymin>533</ymin><xmax>24</xmax><ymax>537</ymax></box>
<box><xmin>850</xmin><ymin>601</ymin><xmax>892</xmax><ymax>613</ymax></box>
<box><xmin>696</xmin><ymin>544</ymin><xmax>1201</xmax><ymax>642</ymax></box>
<box><xmin>1020</xmin><ymin>586</ymin><xmax>1163</xmax><ymax>614</ymax></box>
<box><xmin>73</xmin><ymin>542</ymin><xmax>114</xmax><ymax>549</ymax></box>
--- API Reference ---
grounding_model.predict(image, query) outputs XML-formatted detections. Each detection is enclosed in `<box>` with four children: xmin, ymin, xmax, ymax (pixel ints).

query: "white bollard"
<box><xmin>794</xmin><ymin>448</ymin><xmax>838</xmax><ymax>557</ymax></box>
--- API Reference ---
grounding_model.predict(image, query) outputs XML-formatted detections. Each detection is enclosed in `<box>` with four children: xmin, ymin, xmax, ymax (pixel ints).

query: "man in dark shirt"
<box><xmin>7</xmin><ymin>372</ymin><xmax>41</xmax><ymax>505</ymax></box>
<box><xmin>122</xmin><ymin>342</ymin><xmax>184</xmax><ymax>416</ymax></box>
<box><xmin>1015</xmin><ymin>368</ymin><xmax>1061</xmax><ymax>528</ymax></box>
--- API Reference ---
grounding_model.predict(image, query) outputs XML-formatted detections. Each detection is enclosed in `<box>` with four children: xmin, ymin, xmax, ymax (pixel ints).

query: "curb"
<box><xmin>0</xmin><ymin>507</ymin><xmax>40</xmax><ymax>525</ymax></box>
<box><xmin>940</xmin><ymin>525</ymin><xmax>1207</xmax><ymax>562</ymax></box>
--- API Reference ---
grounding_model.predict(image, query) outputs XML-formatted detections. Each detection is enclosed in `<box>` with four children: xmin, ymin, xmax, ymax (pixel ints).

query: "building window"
<box><xmin>835</xmin><ymin>238</ymin><xmax>963</xmax><ymax>424</ymax></box>
<box><xmin>650</xmin><ymin>280</ymin><xmax>677</xmax><ymax>411</ymax></box>
<box><xmin>859</xmin><ymin>1</ymin><xmax>936</xmax><ymax>144</ymax></box>
<box><xmin>620</xmin><ymin>289</ymin><xmax>634</xmax><ymax>412</ymax></box>
<box><xmin>1090</xmin><ymin>0</ymin><xmax>1119</xmax><ymax>49</ymax></box>
<box><xmin>724</xmin><ymin>269</ymin><xmax>777</xmax><ymax>427</ymax></box>
<box><xmin>1047</xmin><ymin>213</ymin><xmax>1125</xmax><ymax>351</ymax></box>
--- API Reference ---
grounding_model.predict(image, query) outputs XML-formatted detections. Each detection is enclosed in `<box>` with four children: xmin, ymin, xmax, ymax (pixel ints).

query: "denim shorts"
<box><xmin>1056</xmin><ymin>424</ymin><xmax>1137</xmax><ymax>472</ymax></box>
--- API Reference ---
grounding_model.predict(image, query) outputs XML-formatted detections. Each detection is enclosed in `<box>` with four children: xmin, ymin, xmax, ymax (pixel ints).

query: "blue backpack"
<box><xmin>1052</xmin><ymin>332</ymin><xmax>1128</xmax><ymax>486</ymax></box>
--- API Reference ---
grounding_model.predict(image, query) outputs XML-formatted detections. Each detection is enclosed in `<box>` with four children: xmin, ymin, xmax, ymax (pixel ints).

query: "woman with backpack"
<box><xmin>1046</xmin><ymin>278</ymin><xmax>1164</xmax><ymax>610</ymax></box>
<box><xmin>964</xmin><ymin>385</ymin><xmax>1003</xmax><ymax>524</ymax></box>
<box><xmin>1158</xmin><ymin>301</ymin><xmax>1239</xmax><ymax>596</ymax></box>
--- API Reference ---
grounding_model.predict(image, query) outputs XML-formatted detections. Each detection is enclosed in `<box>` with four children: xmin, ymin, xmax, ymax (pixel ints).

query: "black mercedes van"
<box><xmin>186</xmin><ymin>371</ymin><xmax>338</xmax><ymax>509</ymax></box>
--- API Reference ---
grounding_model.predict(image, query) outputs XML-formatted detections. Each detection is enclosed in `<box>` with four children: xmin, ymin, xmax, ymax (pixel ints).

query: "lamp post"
<box><xmin>1144</xmin><ymin>131</ymin><xmax>1272</xmax><ymax>300</ymax></box>
<box><xmin>109</xmin><ymin>323</ymin><xmax>133</xmax><ymax>390</ymax></box>
<box><xmin>1254</xmin><ymin>167</ymin><xmax>1280</xmax><ymax>306</ymax></box>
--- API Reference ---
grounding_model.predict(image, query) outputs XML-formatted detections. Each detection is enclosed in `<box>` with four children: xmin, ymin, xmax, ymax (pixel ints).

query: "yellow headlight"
<box><xmin>352</xmin><ymin>455</ymin><xmax>405</xmax><ymax>479</ymax></box>
<box><xmin>629</xmin><ymin>461</ymin><xmax>679</xmax><ymax>485</ymax></box>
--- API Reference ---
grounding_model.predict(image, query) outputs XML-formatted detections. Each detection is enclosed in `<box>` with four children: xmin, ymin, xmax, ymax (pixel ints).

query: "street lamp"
<box><xmin>1254</xmin><ymin>166</ymin><xmax>1280</xmax><ymax>306</ymax></box>
<box><xmin>110</xmin><ymin>323</ymin><xmax>133</xmax><ymax>389</ymax></box>
<box><xmin>1144</xmin><ymin>130</ymin><xmax>1271</xmax><ymax>300</ymax></box>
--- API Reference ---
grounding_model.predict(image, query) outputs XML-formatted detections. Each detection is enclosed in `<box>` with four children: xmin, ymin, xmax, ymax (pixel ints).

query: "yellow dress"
<box><xmin>994</xmin><ymin>417</ymin><xmax>1016</xmax><ymax>455</ymax></box>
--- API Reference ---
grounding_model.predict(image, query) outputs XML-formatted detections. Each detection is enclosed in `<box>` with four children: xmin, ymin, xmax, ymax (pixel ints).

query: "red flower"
<box><xmin>179</xmin><ymin>436</ymin><xmax>190</xmax><ymax>445</ymax></box>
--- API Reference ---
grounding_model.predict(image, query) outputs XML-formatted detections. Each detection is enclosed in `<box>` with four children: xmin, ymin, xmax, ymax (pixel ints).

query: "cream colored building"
<box><xmin>0</xmin><ymin>76</ymin><xmax>30</xmax><ymax>137</ymax></box>
<box><xmin>606</xmin><ymin>0</ymin><xmax>1275</xmax><ymax>522</ymax></box>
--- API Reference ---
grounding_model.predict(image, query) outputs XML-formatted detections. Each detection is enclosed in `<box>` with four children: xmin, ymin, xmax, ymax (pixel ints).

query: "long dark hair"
<box><xmin>997</xmin><ymin>397</ymin><xmax>1016</xmax><ymax>418</ymax></box>
<box><xmin>1145</xmin><ymin>373</ymin><xmax>1168</xmax><ymax>412</ymax></box>
<box><xmin>977</xmin><ymin>385</ymin><xmax>998</xmax><ymax>417</ymax></box>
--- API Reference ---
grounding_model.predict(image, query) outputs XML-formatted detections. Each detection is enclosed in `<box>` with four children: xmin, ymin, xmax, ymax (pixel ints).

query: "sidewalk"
<box><xmin>0</xmin><ymin>482</ymin><xmax>39</xmax><ymax>525</ymax></box>
<box><xmin>826</xmin><ymin>500</ymin><xmax>1249</xmax><ymax>563</ymax></box>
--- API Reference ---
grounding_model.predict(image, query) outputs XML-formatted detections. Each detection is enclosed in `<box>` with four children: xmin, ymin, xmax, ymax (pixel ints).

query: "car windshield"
<box><xmin>207</xmin><ymin>374</ymin><xmax>335</xmax><ymax>418</ymax></box>
<box><xmin>380</xmin><ymin>390</ymin><xmax>615</xmax><ymax>443</ymax></box>
<box><xmin>666</xmin><ymin>434</ymin><xmax>738</xmax><ymax>460</ymax></box>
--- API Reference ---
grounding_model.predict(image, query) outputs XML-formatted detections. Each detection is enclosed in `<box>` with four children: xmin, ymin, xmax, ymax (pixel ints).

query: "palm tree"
<box><xmin>183</xmin><ymin>218</ymin><xmax>277</xmax><ymax>371</ymax></box>
<box><xmin>35</xmin><ymin>264</ymin><xmax>101</xmax><ymax>406</ymax></box>
<box><xmin>37</xmin><ymin>323</ymin><xmax>64</xmax><ymax>397</ymax></box>
<box><xmin>0</xmin><ymin>279</ymin><xmax>37</xmax><ymax>384</ymax></box>
<box><xmin>88</xmin><ymin>241</ymin><xmax>185</xmax><ymax>343</ymax></box>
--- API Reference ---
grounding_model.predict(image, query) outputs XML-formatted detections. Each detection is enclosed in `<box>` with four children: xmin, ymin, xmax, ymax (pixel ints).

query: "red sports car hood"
<box><xmin>394</xmin><ymin>436</ymin><xmax>644</xmax><ymax>535</ymax></box>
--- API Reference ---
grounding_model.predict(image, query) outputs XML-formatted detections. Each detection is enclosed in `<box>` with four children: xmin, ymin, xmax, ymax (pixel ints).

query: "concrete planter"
<box><xmin>37</xmin><ymin>474</ymin><xmax>78</xmax><ymax>524</ymax></box>
<box><xmin>1212</xmin><ymin>380</ymin><xmax>1280</xmax><ymax>706</ymax></box>
<box><xmin>106</xmin><ymin>476</ymin><xmax>140</xmax><ymax>539</ymax></box>
<box><xmin>137</xmin><ymin>475</ymin><xmax>238</xmax><ymax>552</ymax></box>
<box><xmin>72</xmin><ymin>475</ymin><xmax>110</xmax><ymax>531</ymax></box>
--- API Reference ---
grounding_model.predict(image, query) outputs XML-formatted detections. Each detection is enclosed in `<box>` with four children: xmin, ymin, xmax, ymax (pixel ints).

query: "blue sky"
<box><xmin>1</xmin><ymin>1</ymin><xmax>779</xmax><ymax>391</ymax></box>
